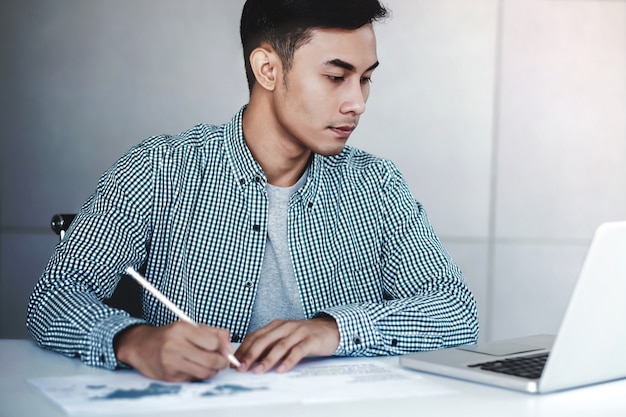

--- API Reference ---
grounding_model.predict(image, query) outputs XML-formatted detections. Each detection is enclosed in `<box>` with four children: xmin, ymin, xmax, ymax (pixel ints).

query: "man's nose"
<box><xmin>340</xmin><ymin>82</ymin><xmax>367</xmax><ymax>115</ymax></box>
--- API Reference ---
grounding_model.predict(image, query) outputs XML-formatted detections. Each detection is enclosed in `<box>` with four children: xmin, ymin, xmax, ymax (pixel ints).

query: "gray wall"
<box><xmin>1</xmin><ymin>0</ymin><xmax>625</xmax><ymax>341</ymax></box>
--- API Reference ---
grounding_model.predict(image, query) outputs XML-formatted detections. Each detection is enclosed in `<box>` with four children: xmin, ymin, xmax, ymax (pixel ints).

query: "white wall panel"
<box><xmin>495</xmin><ymin>0</ymin><xmax>626</xmax><ymax>240</ymax></box>
<box><xmin>491</xmin><ymin>242</ymin><xmax>589</xmax><ymax>340</ymax></box>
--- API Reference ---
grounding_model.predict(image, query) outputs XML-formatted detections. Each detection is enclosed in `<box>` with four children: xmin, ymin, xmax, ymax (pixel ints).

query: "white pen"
<box><xmin>125</xmin><ymin>266</ymin><xmax>241</xmax><ymax>368</ymax></box>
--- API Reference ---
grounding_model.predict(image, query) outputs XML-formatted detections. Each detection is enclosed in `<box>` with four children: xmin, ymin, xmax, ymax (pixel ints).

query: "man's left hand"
<box><xmin>234</xmin><ymin>316</ymin><xmax>340</xmax><ymax>374</ymax></box>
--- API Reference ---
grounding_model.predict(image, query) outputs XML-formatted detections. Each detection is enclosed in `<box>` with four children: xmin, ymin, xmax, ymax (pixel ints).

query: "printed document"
<box><xmin>29</xmin><ymin>356</ymin><xmax>454</xmax><ymax>415</ymax></box>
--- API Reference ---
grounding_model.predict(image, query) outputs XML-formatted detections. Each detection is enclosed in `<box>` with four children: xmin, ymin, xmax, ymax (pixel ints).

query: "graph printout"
<box><xmin>29</xmin><ymin>357</ymin><xmax>453</xmax><ymax>415</ymax></box>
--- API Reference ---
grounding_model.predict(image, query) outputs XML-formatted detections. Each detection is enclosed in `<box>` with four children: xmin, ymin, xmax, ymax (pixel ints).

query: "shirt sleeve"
<box><xmin>319</xmin><ymin>161</ymin><xmax>479</xmax><ymax>356</ymax></box>
<box><xmin>26</xmin><ymin>146</ymin><xmax>153</xmax><ymax>370</ymax></box>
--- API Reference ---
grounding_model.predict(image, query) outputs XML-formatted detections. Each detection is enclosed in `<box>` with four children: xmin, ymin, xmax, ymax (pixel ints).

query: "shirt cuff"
<box><xmin>87</xmin><ymin>314</ymin><xmax>147</xmax><ymax>370</ymax></box>
<box><xmin>317</xmin><ymin>305</ymin><xmax>382</xmax><ymax>356</ymax></box>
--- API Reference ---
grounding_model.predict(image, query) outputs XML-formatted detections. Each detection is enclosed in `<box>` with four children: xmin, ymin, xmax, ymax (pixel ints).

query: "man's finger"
<box><xmin>275</xmin><ymin>341</ymin><xmax>309</xmax><ymax>373</ymax></box>
<box><xmin>251</xmin><ymin>335</ymin><xmax>300</xmax><ymax>374</ymax></box>
<box><xmin>236</xmin><ymin>320</ymin><xmax>290</xmax><ymax>370</ymax></box>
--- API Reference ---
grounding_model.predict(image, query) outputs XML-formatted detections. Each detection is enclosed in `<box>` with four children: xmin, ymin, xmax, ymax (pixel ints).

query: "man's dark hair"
<box><xmin>240</xmin><ymin>0</ymin><xmax>389</xmax><ymax>92</ymax></box>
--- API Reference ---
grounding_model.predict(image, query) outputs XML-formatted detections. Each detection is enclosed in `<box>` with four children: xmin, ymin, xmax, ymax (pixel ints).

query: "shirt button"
<box><xmin>245</xmin><ymin>280</ymin><xmax>253</xmax><ymax>288</ymax></box>
<box><xmin>254</xmin><ymin>176</ymin><xmax>261</xmax><ymax>183</ymax></box>
<box><xmin>239</xmin><ymin>178</ymin><xmax>245</xmax><ymax>185</ymax></box>
<box><xmin>232</xmin><ymin>334</ymin><xmax>241</xmax><ymax>343</ymax></box>
<box><xmin>307</xmin><ymin>202</ymin><xmax>313</xmax><ymax>208</ymax></box>
<box><xmin>100</xmin><ymin>354</ymin><xmax>106</xmax><ymax>363</ymax></box>
<box><xmin>252</xmin><ymin>224</ymin><xmax>261</xmax><ymax>232</ymax></box>
<box><xmin>354</xmin><ymin>336</ymin><xmax>362</xmax><ymax>345</ymax></box>
<box><xmin>391</xmin><ymin>339</ymin><xmax>398</xmax><ymax>347</ymax></box>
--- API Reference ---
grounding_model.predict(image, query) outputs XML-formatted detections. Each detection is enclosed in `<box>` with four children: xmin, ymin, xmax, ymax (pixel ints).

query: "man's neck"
<box><xmin>242</xmin><ymin>98</ymin><xmax>312</xmax><ymax>187</ymax></box>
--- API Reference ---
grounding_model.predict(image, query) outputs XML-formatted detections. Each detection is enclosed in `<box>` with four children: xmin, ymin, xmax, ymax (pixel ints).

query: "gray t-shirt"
<box><xmin>247</xmin><ymin>172</ymin><xmax>308</xmax><ymax>334</ymax></box>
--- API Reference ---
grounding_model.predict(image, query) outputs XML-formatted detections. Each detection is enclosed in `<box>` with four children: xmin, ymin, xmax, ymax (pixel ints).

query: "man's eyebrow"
<box><xmin>324</xmin><ymin>59</ymin><xmax>380</xmax><ymax>73</ymax></box>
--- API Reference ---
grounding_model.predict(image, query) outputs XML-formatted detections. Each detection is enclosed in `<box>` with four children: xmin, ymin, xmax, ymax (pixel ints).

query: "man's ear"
<box><xmin>249</xmin><ymin>45</ymin><xmax>280</xmax><ymax>91</ymax></box>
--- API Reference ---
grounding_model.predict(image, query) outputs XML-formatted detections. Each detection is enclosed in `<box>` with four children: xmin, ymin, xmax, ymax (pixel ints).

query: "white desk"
<box><xmin>2</xmin><ymin>339</ymin><xmax>626</xmax><ymax>417</ymax></box>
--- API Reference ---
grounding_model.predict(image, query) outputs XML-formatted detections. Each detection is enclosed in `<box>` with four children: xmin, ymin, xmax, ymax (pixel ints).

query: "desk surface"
<box><xmin>2</xmin><ymin>339</ymin><xmax>626</xmax><ymax>417</ymax></box>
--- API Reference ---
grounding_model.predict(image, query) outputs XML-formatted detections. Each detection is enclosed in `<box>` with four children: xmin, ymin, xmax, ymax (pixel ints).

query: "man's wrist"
<box><xmin>311</xmin><ymin>315</ymin><xmax>340</xmax><ymax>353</ymax></box>
<box><xmin>113</xmin><ymin>324</ymin><xmax>150</xmax><ymax>366</ymax></box>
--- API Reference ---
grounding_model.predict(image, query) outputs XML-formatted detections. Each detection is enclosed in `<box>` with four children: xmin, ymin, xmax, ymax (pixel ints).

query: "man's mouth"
<box><xmin>330</xmin><ymin>124</ymin><xmax>356</xmax><ymax>139</ymax></box>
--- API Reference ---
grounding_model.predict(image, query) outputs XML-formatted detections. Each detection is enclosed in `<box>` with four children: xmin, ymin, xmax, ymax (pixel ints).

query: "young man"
<box><xmin>27</xmin><ymin>0</ymin><xmax>479</xmax><ymax>382</ymax></box>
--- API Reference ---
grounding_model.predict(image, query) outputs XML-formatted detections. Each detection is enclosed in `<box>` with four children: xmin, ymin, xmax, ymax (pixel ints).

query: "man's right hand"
<box><xmin>114</xmin><ymin>322</ymin><xmax>233</xmax><ymax>382</ymax></box>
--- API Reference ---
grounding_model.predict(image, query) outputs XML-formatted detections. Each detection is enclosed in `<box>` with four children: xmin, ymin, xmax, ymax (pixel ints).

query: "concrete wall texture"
<box><xmin>1</xmin><ymin>0</ymin><xmax>624</xmax><ymax>341</ymax></box>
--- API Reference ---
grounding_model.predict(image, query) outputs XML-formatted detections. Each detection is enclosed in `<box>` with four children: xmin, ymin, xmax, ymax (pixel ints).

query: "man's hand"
<box><xmin>235</xmin><ymin>316</ymin><xmax>340</xmax><ymax>374</ymax></box>
<box><xmin>114</xmin><ymin>322</ymin><xmax>232</xmax><ymax>382</ymax></box>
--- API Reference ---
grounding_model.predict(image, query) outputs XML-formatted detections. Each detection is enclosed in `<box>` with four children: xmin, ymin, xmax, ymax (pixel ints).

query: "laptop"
<box><xmin>400</xmin><ymin>221</ymin><xmax>626</xmax><ymax>394</ymax></box>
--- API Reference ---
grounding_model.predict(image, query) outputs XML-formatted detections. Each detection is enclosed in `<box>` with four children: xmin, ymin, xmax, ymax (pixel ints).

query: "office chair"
<box><xmin>50</xmin><ymin>214</ymin><xmax>143</xmax><ymax>318</ymax></box>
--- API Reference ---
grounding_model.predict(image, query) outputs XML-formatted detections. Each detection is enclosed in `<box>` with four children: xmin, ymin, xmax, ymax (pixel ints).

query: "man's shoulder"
<box><xmin>321</xmin><ymin>146</ymin><xmax>400</xmax><ymax>176</ymax></box>
<box><xmin>110</xmin><ymin>122</ymin><xmax>230</xmax><ymax>176</ymax></box>
<box><xmin>137</xmin><ymin>123</ymin><xmax>227</xmax><ymax>151</ymax></box>
<box><xmin>135</xmin><ymin>107</ymin><xmax>245</xmax><ymax>153</ymax></box>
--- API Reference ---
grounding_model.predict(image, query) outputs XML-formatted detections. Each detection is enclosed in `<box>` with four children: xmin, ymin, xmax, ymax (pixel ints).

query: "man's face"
<box><xmin>272</xmin><ymin>24</ymin><xmax>379</xmax><ymax>157</ymax></box>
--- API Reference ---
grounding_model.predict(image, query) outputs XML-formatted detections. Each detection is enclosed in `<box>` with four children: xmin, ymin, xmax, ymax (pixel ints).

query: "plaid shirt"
<box><xmin>27</xmin><ymin>106</ymin><xmax>479</xmax><ymax>370</ymax></box>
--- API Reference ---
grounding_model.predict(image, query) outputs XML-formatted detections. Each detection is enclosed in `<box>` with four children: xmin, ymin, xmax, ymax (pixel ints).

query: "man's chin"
<box><xmin>315</xmin><ymin>146</ymin><xmax>346</xmax><ymax>157</ymax></box>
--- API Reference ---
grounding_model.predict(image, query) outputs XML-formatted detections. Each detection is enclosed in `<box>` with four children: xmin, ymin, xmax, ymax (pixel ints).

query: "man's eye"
<box><xmin>361</xmin><ymin>77</ymin><xmax>373</xmax><ymax>84</ymax></box>
<box><xmin>327</xmin><ymin>75</ymin><xmax>345</xmax><ymax>82</ymax></box>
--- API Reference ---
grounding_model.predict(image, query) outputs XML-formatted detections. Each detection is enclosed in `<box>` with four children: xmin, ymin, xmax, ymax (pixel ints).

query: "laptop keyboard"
<box><xmin>467</xmin><ymin>352</ymin><xmax>549</xmax><ymax>379</ymax></box>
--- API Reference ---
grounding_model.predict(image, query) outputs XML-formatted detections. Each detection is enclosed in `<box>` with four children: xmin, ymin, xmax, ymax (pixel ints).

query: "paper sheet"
<box><xmin>29</xmin><ymin>356</ymin><xmax>454</xmax><ymax>415</ymax></box>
